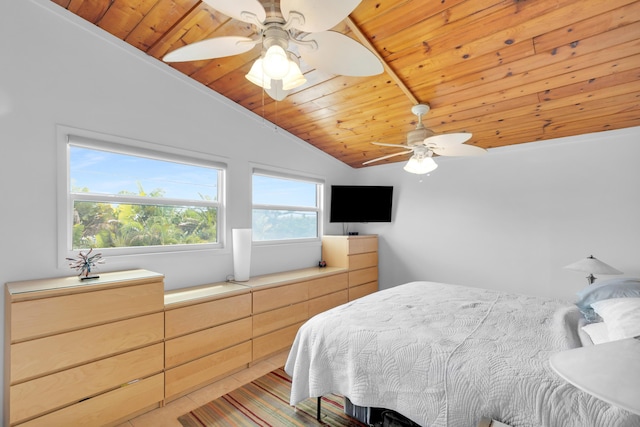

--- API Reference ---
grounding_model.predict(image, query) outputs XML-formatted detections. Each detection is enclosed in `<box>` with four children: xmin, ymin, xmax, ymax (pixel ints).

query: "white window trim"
<box><xmin>251</xmin><ymin>166</ymin><xmax>324</xmax><ymax>245</ymax></box>
<box><xmin>57</xmin><ymin>125</ymin><xmax>227</xmax><ymax>267</ymax></box>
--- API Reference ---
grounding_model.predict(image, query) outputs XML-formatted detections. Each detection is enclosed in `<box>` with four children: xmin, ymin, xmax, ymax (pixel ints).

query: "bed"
<box><xmin>284</xmin><ymin>281</ymin><xmax>640</xmax><ymax>427</ymax></box>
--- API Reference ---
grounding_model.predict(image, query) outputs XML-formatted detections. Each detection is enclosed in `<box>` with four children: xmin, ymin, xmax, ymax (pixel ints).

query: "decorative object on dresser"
<box><xmin>232</xmin><ymin>228</ymin><xmax>252</xmax><ymax>281</ymax></box>
<box><xmin>321</xmin><ymin>234</ymin><xmax>378</xmax><ymax>300</ymax></box>
<box><xmin>5</xmin><ymin>269</ymin><xmax>165</xmax><ymax>427</ymax></box>
<box><xmin>564</xmin><ymin>254</ymin><xmax>623</xmax><ymax>285</ymax></box>
<box><xmin>65</xmin><ymin>247</ymin><xmax>104</xmax><ymax>280</ymax></box>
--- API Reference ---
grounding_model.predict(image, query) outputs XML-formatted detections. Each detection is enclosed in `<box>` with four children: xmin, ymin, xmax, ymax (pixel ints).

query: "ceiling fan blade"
<box><xmin>431</xmin><ymin>143</ymin><xmax>487</xmax><ymax>157</ymax></box>
<box><xmin>163</xmin><ymin>36</ymin><xmax>256</xmax><ymax>62</ymax></box>
<box><xmin>201</xmin><ymin>0</ymin><xmax>266</xmax><ymax>24</ymax></box>
<box><xmin>424</xmin><ymin>133</ymin><xmax>473</xmax><ymax>147</ymax></box>
<box><xmin>281</xmin><ymin>0</ymin><xmax>361</xmax><ymax>32</ymax></box>
<box><xmin>372</xmin><ymin>142</ymin><xmax>412</xmax><ymax>149</ymax></box>
<box><xmin>299</xmin><ymin>31</ymin><xmax>383</xmax><ymax>76</ymax></box>
<box><xmin>363</xmin><ymin>150</ymin><xmax>413</xmax><ymax>165</ymax></box>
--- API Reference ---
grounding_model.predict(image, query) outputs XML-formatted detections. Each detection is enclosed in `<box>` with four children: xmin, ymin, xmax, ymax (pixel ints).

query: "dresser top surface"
<box><xmin>232</xmin><ymin>266</ymin><xmax>347</xmax><ymax>290</ymax></box>
<box><xmin>6</xmin><ymin>269</ymin><xmax>163</xmax><ymax>300</ymax></box>
<box><xmin>164</xmin><ymin>281</ymin><xmax>249</xmax><ymax>307</ymax></box>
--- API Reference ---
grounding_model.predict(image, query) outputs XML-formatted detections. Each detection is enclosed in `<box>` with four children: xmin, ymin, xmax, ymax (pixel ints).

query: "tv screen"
<box><xmin>330</xmin><ymin>185</ymin><xmax>393</xmax><ymax>223</ymax></box>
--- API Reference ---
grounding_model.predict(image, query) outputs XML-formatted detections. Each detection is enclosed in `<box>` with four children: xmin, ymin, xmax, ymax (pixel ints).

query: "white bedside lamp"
<box><xmin>564</xmin><ymin>255</ymin><xmax>623</xmax><ymax>285</ymax></box>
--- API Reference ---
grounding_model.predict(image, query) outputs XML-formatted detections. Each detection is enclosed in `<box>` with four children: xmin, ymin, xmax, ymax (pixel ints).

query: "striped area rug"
<box><xmin>178</xmin><ymin>368</ymin><xmax>367</xmax><ymax>426</ymax></box>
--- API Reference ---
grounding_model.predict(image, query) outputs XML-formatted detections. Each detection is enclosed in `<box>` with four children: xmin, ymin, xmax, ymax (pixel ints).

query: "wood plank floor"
<box><xmin>115</xmin><ymin>350</ymin><xmax>290</xmax><ymax>427</ymax></box>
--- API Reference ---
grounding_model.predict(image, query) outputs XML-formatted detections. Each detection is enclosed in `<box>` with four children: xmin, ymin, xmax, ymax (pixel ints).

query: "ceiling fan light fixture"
<box><xmin>262</xmin><ymin>44</ymin><xmax>290</xmax><ymax>79</ymax></box>
<box><xmin>404</xmin><ymin>155</ymin><xmax>438</xmax><ymax>175</ymax></box>
<box><xmin>245</xmin><ymin>58</ymin><xmax>271</xmax><ymax>89</ymax></box>
<box><xmin>281</xmin><ymin>53</ymin><xmax>306</xmax><ymax>90</ymax></box>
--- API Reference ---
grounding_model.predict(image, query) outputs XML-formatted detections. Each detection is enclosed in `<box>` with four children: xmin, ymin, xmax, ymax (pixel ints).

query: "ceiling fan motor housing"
<box><xmin>407</xmin><ymin>127</ymin><xmax>434</xmax><ymax>146</ymax></box>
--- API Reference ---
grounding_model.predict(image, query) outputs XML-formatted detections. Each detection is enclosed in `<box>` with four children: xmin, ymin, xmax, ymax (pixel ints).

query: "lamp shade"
<box><xmin>403</xmin><ymin>155</ymin><xmax>438</xmax><ymax>174</ymax></box>
<box><xmin>281</xmin><ymin>53</ymin><xmax>306</xmax><ymax>90</ymax></box>
<box><xmin>564</xmin><ymin>255</ymin><xmax>623</xmax><ymax>285</ymax></box>
<box><xmin>245</xmin><ymin>58</ymin><xmax>271</xmax><ymax>89</ymax></box>
<box><xmin>262</xmin><ymin>45</ymin><xmax>290</xmax><ymax>79</ymax></box>
<box><xmin>564</xmin><ymin>255</ymin><xmax>623</xmax><ymax>275</ymax></box>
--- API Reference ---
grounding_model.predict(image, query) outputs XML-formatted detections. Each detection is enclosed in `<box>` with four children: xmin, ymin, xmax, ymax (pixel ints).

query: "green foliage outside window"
<box><xmin>252</xmin><ymin>209</ymin><xmax>317</xmax><ymax>241</ymax></box>
<box><xmin>72</xmin><ymin>186</ymin><xmax>217</xmax><ymax>250</ymax></box>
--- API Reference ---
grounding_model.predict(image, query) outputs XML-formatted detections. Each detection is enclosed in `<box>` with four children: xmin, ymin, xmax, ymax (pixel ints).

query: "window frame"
<box><xmin>57</xmin><ymin>126</ymin><xmax>227</xmax><ymax>266</ymax></box>
<box><xmin>251</xmin><ymin>167</ymin><xmax>324</xmax><ymax>245</ymax></box>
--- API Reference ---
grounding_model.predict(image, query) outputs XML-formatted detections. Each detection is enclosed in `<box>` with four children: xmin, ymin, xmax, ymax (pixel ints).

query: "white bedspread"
<box><xmin>285</xmin><ymin>281</ymin><xmax>640</xmax><ymax>427</ymax></box>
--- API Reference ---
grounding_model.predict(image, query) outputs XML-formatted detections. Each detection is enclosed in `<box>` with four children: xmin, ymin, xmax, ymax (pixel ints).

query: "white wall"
<box><xmin>356</xmin><ymin>127</ymin><xmax>640</xmax><ymax>301</ymax></box>
<box><xmin>0</xmin><ymin>0</ymin><xmax>353</xmax><ymax>414</ymax></box>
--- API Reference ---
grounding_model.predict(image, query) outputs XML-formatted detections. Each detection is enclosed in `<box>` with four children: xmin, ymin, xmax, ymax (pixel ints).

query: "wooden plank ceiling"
<box><xmin>51</xmin><ymin>0</ymin><xmax>640</xmax><ymax>168</ymax></box>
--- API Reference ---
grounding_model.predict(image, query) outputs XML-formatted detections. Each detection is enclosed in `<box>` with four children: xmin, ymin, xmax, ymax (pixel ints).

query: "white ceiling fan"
<box><xmin>163</xmin><ymin>0</ymin><xmax>383</xmax><ymax>101</ymax></box>
<box><xmin>363</xmin><ymin>104</ymin><xmax>487</xmax><ymax>174</ymax></box>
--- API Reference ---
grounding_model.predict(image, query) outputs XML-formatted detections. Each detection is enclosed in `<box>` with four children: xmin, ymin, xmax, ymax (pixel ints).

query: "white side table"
<box><xmin>550</xmin><ymin>336</ymin><xmax>640</xmax><ymax>415</ymax></box>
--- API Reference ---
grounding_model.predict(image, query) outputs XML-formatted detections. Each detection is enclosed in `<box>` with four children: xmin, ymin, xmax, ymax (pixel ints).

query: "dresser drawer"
<box><xmin>309</xmin><ymin>290</ymin><xmax>348</xmax><ymax>317</ymax></box>
<box><xmin>11</xmin><ymin>282</ymin><xmax>164</xmax><ymax>342</ymax></box>
<box><xmin>348</xmin><ymin>252</ymin><xmax>378</xmax><ymax>270</ymax></box>
<box><xmin>307</xmin><ymin>273</ymin><xmax>348</xmax><ymax>299</ymax></box>
<box><xmin>165</xmin><ymin>341</ymin><xmax>252</xmax><ymax>400</ymax></box>
<box><xmin>348</xmin><ymin>237</ymin><xmax>377</xmax><ymax>254</ymax></box>
<box><xmin>11</xmin><ymin>312</ymin><xmax>164</xmax><ymax>384</ymax></box>
<box><xmin>252</xmin><ymin>301</ymin><xmax>308</xmax><ymax>337</ymax></box>
<box><xmin>349</xmin><ymin>266</ymin><xmax>378</xmax><ymax>287</ymax></box>
<box><xmin>253</xmin><ymin>321</ymin><xmax>304</xmax><ymax>361</ymax></box>
<box><xmin>349</xmin><ymin>282</ymin><xmax>378</xmax><ymax>301</ymax></box>
<box><xmin>253</xmin><ymin>281</ymin><xmax>308</xmax><ymax>313</ymax></box>
<box><xmin>165</xmin><ymin>317</ymin><xmax>252</xmax><ymax>368</ymax></box>
<box><xmin>17</xmin><ymin>372</ymin><xmax>164</xmax><ymax>427</ymax></box>
<box><xmin>10</xmin><ymin>343</ymin><xmax>164</xmax><ymax>425</ymax></box>
<box><xmin>165</xmin><ymin>293</ymin><xmax>251</xmax><ymax>339</ymax></box>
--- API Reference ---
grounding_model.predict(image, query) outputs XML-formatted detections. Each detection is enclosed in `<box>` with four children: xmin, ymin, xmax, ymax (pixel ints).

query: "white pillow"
<box><xmin>591</xmin><ymin>297</ymin><xmax>640</xmax><ymax>340</ymax></box>
<box><xmin>581</xmin><ymin>322</ymin><xmax>610</xmax><ymax>345</ymax></box>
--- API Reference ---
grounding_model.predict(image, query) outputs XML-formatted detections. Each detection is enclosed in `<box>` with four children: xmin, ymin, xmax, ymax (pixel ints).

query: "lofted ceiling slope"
<box><xmin>50</xmin><ymin>0</ymin><xmax>640</xmax><ymax>168</ymax></box>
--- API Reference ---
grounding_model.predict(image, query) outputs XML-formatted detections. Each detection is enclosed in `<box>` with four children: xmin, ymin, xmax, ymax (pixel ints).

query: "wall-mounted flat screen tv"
<box><xmin>330</xmin><ymin>185</ymin><xmax>393</xmax><ymax>223</ymax></box>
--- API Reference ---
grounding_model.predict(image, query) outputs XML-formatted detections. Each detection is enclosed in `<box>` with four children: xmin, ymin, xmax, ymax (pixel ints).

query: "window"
<box><xmin>61</xmin><ymin>133</ymin><xmax>224</xmax><ymax>257</ymax></box>
<box><xmin>252</xmin><ymin>169</ymin><xmax>323</xmax><ymax>242</ymax></box>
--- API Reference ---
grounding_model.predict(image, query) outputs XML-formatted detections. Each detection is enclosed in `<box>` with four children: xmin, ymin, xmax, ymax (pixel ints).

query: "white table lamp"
<box><xmin>564</xmin><ymin>255</ymin><xmax>623</xmax><ymax>285</ymax></box>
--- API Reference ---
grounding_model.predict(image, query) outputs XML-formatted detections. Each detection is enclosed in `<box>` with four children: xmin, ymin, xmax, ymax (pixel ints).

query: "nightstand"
<box><xmin>550</xmin><ymin>336</ymin><xmax>640</xmax><ymax>415</ymax></box>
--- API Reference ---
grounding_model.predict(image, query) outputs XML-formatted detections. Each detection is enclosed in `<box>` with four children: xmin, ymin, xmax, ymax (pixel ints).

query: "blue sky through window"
<box><xmin>70</xmin><ymin>146</ymin><xmax>218</xmax><ymax>201</ymax></box>
<box><xmin>252</xmin><ymin>174</ymin><xmax>317</xmax><ymax>207</ymax></box>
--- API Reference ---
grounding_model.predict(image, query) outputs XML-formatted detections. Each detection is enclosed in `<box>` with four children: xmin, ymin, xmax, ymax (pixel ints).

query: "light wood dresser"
<box><xmin>163</xmin><ymin>282</ymin><xmax>252</xmax><ymax>401</ymax></box>
<box><xmin>321</xmin><ymin>235</ymin><xmax>378</xmax><ymax>300</ymax></box>
<box><xmin>4</xmin><ymin>263</ymin><xmax>360</xmax><ymax>424</ymax></box>
<box><xmin>5</xmin><ymin>269</ymin><xmax>165</xmax><ymax>427</ymax></box>
<box><xmin>233</xmin><ymin>266</ymin><xmax>348</xmax><ymax>362</ymax></box>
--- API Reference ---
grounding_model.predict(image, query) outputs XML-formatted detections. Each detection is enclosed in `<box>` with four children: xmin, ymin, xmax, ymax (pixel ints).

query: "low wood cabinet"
<box><xmin>5</xmin><ymin>269</ymin><xmax>165</xmax><ymax>427</ymax></box>
<box><xmin>234</xmin><ymin>267</ymin><xmax>348</xmax><ymax>362</ymax></box>
<box><xmin>321</xmin><ymin>234</ymin><xmax>379</xmax><ymax>300</ymax></box>
<box><xmin>4</xmin><ymin>264</ymin><xmax>359</xmax><ymax>424</ymax></box>
<box><xmin>163</xmin><ymin>283</ymin><xmax>252</xmax><ymax>401</ymax></box>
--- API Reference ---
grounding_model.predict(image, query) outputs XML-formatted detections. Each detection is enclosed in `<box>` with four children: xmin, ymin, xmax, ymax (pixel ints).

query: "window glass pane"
<box><xmin>70</xmin><ymin>146</ymin><xmax>218</xmax><ymax>201</ymax></box>
<box><xmin>253</xmin><ymin>174</ymin><xmax>316</xmax><ymax>207</ymax></box>
<box><xmin>252</xmin><ymin>209</ymin><xmax>317</xmax><ymax>241</ymax></box>
<box><xmin>66</xmin><ymin>141</ymin><xmax>222</xmax><ymax>253</ymax></box>
<box><xmin>72</xmin><ymin>201</ymin><xmax>217</xmax><ymax>249</ymax></box>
